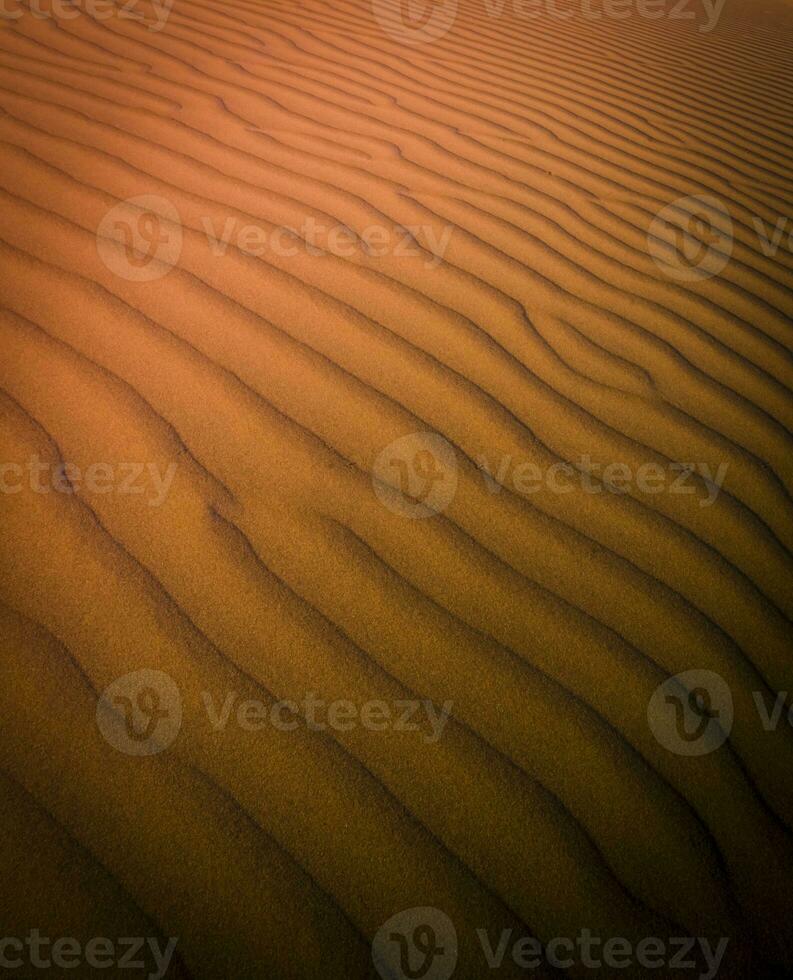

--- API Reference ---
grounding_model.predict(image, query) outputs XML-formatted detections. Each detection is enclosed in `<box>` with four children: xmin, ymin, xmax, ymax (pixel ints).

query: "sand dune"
<box><xmin>1</xmin><ymin>0</ymin><xmax>792</xmax><ymax>977</ymax></box>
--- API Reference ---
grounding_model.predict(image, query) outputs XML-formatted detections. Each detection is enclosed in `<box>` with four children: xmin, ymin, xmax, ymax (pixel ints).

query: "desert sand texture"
<box><xmin>0</xmin><ymin>0</ymin><xmax>792</xmax><ymax>978</ymax></box>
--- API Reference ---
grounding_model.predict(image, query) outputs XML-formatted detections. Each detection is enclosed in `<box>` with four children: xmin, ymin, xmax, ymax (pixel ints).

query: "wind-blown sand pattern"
<box><xmin>0</xmin><ymin>0</ymin><xmax>792</xmax><ymax>976</ymax></box>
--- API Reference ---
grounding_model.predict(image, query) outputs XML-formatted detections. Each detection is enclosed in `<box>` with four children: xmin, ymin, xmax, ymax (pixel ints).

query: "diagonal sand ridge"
<box><xmin>1</xmin><ymin>0</ymin><xmax>792</xmax><ymax>977</ymax></box>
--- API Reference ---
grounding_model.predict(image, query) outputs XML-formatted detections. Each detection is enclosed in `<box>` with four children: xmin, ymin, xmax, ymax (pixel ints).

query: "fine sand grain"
<box><xmin>1</xmin><ymin>0</ymin><xmax>792</xmax><ymax>977</ymax></box>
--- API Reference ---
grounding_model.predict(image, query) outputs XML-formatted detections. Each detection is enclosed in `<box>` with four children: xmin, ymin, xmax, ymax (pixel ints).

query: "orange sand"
<box><xmin>0</xmin><ymin>0</ymin><xmax>792</xmax><ymax>977</ymax></box>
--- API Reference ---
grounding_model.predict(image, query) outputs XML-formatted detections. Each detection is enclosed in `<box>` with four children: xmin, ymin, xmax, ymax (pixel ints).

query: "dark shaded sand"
<box><xmin>1</xmin><ymin>0</ymin><xmax>792</xmax><ymax>977</ymax></box>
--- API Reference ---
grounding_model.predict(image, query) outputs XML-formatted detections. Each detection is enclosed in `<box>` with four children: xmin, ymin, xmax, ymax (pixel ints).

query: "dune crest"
<box><xmin>1</xmin><ymin>0</ymin><xmax>792</xmax><ymax>977</ymax></box>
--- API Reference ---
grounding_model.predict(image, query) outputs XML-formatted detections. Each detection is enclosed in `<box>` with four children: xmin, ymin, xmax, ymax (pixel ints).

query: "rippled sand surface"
<box><xmin>1</xmin><ymin>0</ymin><xmax>792</xmax><ymax>977</ymax></box>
